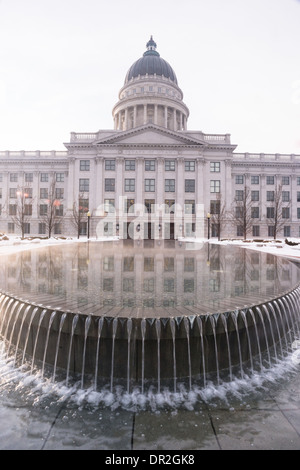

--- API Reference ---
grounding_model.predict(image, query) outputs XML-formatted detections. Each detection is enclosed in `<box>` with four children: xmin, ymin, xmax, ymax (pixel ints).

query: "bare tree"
<box><xmin>210</xmin><ymin>193</ymin><xmax>226</xmax><ymax>240</ymax></box>
<box><xmin>267</xmin><ymin>183</ymin><xmax>290</xmax><ymax>239</ymax></box>
<box><xmin>40</xmin><ymin>177</ymin><xmax>64</xmax><ymax>238</ymax></box>
<box><xmin>231</xmin><ymin>185</ymin><xmax>254</xmax><ymax>240</ymax></box>
<box><xmin>10</xmin><ymin>186</ymin><xmax>34</xmax><ymax>239</ymax></box>
<box><xmin>71</xmin><ymin>194</ymin><xmax>89</xmax><ymax>238</ymax></box>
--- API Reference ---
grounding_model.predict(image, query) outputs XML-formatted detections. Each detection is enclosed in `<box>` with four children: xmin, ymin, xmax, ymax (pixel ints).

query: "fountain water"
<box><xmin>0</xmin><ymin>242</ymin><xmax>300</xmax><ymax>395</ymax></box>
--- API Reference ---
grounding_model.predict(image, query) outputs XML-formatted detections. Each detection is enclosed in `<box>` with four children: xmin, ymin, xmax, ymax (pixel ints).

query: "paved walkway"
<box><xmin>0</xmin><ymin>368</ymin><xmax>300</xmax><ymax>450</ymax></box>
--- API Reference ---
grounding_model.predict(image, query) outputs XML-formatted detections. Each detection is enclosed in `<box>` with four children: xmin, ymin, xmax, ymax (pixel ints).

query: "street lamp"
<box><xmin>207</xmin><ymin>212</ymin><xmax>211</xmax><ymax>240</ymax></box>
<box><xmin>87</xmin><ymin>211</ymin><xmax>91</xmax><ymax>239</ymax></box>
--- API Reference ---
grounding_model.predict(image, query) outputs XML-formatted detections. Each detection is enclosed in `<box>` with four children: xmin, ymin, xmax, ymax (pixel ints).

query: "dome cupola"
<box><xmin>125</xmin><ymin>36</ymin><xmax>178</xmax><ymax>85</ymax></box>
<box><xmin>112</xmin><ymin>37</ymin><xmax>189</xmax><ymax>132</ymax></box>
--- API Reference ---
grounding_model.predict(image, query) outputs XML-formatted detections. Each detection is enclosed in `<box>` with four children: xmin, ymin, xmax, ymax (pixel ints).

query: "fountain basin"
<box><xmin>0</xmin><ymin>241</ymin><xmax>300</xmax><ymax>390</ymax></box>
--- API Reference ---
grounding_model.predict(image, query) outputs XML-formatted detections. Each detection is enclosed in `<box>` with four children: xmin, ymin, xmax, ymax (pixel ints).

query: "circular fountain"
<box><xmin>0</xmin><ymin>240</ymin><xmax>300</xmax><ymax>393</ymax></box>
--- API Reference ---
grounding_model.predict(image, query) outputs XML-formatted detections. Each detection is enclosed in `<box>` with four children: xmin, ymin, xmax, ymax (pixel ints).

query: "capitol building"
<box><xmin>0</xmin><ymin>37</ymin><xmax>299</xmax><ymax>240</ymax></box>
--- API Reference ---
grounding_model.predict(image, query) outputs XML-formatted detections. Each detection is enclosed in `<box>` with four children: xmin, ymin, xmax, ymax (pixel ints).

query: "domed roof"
<box><xmin>125</xmin><ymin>37</ymin><xmax>178</xmax><ymax>85</ymax></box>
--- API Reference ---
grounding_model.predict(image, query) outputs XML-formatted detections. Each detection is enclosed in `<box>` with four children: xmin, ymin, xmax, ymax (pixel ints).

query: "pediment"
<box><xmin>93</xmin><ymin>124</ymin><xmax>206</xmax><ymax>147</ymax></box>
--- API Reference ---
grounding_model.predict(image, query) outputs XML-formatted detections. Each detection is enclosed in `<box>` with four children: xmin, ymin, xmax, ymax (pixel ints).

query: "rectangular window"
<box><xmin>282</xmin><ymin>176</ymin><xmax>290</xmax><ymax>185</ymax></box>
<box><xmin>210</xmin><ymin>162</ymin><xmax>220</xmax><ymax>172</ymax></box>
<box><xmin>165</xmin><ymin>179</ymin><xmax>175</xmax><ymax>192</ymax></box>
<box><xmin>105</xmin><ymin>159</ymin><xmax>116</xmax><ymax>171</ymax></box>
<box><xmin>266</xmin><ymin>176</ymin><xmax>274</xmax><ymax>185</ymax></box>
<box><xmin>80</xmin><ymin>160</ymin><xmax>90</xmax><ymax>171</ymax></box>
<box><xmin>9</xmin><ymin>188</ymin><xmax>17</xmax><ymax>198</ymax></box>
<box><xmin>9</xmin><ymin>204</ymin><xmax>17</xmax><ymax>216</ymax></box>
<box><xmin>185</xmin><ymin>179</ymin><xmax>195</xmax><ymax>192</ymax></box>
<box><xmin>251</xmin><ymin>176</ymin><xmax>259</xmax><ymax>184</ymax></box>
<box><xmin>39</xmin><ymin>223</ymin><xmax>46</xmax><ymax>235</ymax></box>
<box><xmin>56</xmin><ymin>173</ymin><xmax>64</xmax><ymax>182</ymax></box>
<box><xmin>0</xmin><ymin>188</ymin><xmax>2</xmax><ymax>199</ymax></box>
<box><xmin>105</xmin><ymin>178</ymin><xmax>115</xmax><ymax>192</ymax></box>
<box><xmin>253</xmin><ymin>226</ymin><xmax>260</xmax><ymax>237</ymax></box>
<box><xmin>26</xmin><ymin>188</ymin><xmax>33</xmax><ymax>199</ymax></box>
<box><xmin>54</xmin><ymin>223</ymin><xmax>62</xmax><ymax>235</ymax></box>
<box><xmin>297</xmin><ymin>177</ymin><xmax>300</xmax><ymax>186</ymax></box>
<box><xmin>184</xmin><ymin>200</ymin><xmax>195</xmax><ymax>214</ymax></box>
<box><xmin>125</xmin><ymin>178</ymin><xmax>135</xmax><ymax>192</ymax></box>
<box><xmin>267</xmin><ymin>207</ymin><xmax>275</xmax><ymax>218</ymax></box>
<box><xmin>165</xmin><ymin>160</ymin><xmax>175</xmax><ymax>171</ymax></box>
<box><xmin>284</xmin><ymin>226</ymin><xmax>291</xmax><ymax>237</ymax></box>
<box><xmin>55</xmin><ymin>188</ymin><xmax>64</xmax><ymax>199</ymax></box>
<box><xmin>125</xmin><ymin>160</ymin><xmax>135</xmax><ymax>171</ymax></box>
<box><xmin>251</xmin><ymin>207</ymin><xmax>260</xmax><ymax>218</ymax></box>
<box><xmin>39</xmin><ymin>204</ymin><xmax>48</xmax><ymax>216</ymax></box>
<box><xmin>144</xmin><ymin>199</ymin><xmax>155</xmax><ymax>213</ymax></box>
<box><xmin>79</xmin><ymin>198</ymin><xmax>89</xmax><ymax>213</ymax></box>
<box><xmin>8</xmin><ymin>223</ymin><xmax>14</xmax><ymax>234</ymax></box>
<box><xmin>124</xmin><ymin>198</ymin><xmax>135</xmax><ymax>213</ymax></box>
<box><xmin>210</xmin><ymin>200</ymin><xmax>220</xmax><ymax>215</ymax></box>
<box><xmin>235</xmin><ymin>190</ymin><xmax>244</xmax><ymax>201</ymax></box>
<box><xmin>210</xmin><ymin>180</ymin><xmax>220</xmax><ymax>193</ymax></box>
<box><xmin>79</xmin><ymin>178</ymin><xmax>89</xmax><ymax>192</ymax></box>
<box><xmin>165</xmin><ymin>199</ymin><xmax>175</xmax><ymax>213</ymax></box>
<box><xmin>24</xmin><ymin>223</ymin><xmax>30</xmax><ymax>234</ymax></box>
<box><xmin>235</xmin><ymin>175</ymin><xmax>244</xmax><ymax>184</ymax></box>
<box><xmin>282</xmin><ymin>191</ymin><xmax>290</xmax><ymax>202</ymax></box>
<box><xmin>268</xmin><ymin>225</ymin><xmax>275</xmax><ymax>237</ymax></box>
<box><xmin>297</xmin><ymin>192</ymin><xmax>300</xmax><ymax>202</ymax></box>
<box><xmin>145</xmin><ymin>179</ymin><xmax>155</xmax><ymax>192</ymax></box>
<box><xmin>24</xmin><ymin>205</ymin><xmax>32</xmax><ymax>216</ymax></box>
<box><xmin>10</xmin><ymin>173</ymin><xmax>18</xmax><ymax>182</ymax></box>
<box><xmin>145</xmin><ymin>160</ymin><xmax>155</xmax><ymax>171</ymax></box>
<box><xmin>25</xmin><ymin>173</ymin><xmax>33</xmax><ymax>182</ymax></box>
<box><xmin>104</xmin><ymin>199</ymin><xmax>115</xmax><ymax>212</ymax></box>
<box><xmin>0</xmin><ymin>174</ymin><xmax>3</xmax><ymax>182</ymax></box>
<box><xmin>40</xmin><ymin>188</ymin><xmax>48</xmax><ymax>199</ymax></box>
<box><xmin>237</xmin><ymin>226</ymin><xmax>244</xmax><ymax>237</ymax></box>
<box><xmin>297</xmin><ymin>208</ymin><xmax>300</xmax><ymax>219</ymax></box>
<box><xmin>40</xmin><ymin>173</ymin><xmax>49</xmax><ymax>182</ymax></box>
<box><xmin>251</xmin><ymin>190</ymin><xmax>259</xmax><ymax>201</ymax></box>
<box><xmin>185</xmin><ymin>161</ymin><xmax>195</xmax><ymax>172</ymax></box>
<box><xmin>267</xmin><ymin>191</ymin><xmax>274</xmax><ymax>201</ymax></box>
<box><xmin>282</xmin><ymin>207</ymin><xmax>290</xmax><ymax>219</ymax></box>
<box><xmin>55</xmin><ymin>204</ymin><xmax>63</xmax><ymax>216</ymax></box>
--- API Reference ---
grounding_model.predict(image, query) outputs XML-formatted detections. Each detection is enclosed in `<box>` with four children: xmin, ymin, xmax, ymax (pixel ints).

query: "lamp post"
<box><xmin>87</xmin><ymin>211</ymin><xmax>91</xmax><ymax>239</ymax></box>
<box><xmin>207</xmin><ymin>212</ymin><xmax>211</xmax><ymax>240</ymax></box>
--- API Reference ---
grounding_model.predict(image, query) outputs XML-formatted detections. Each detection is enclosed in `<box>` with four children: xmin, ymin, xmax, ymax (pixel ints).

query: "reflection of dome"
<box><xmin>125</xmin><ymin>36</ymin><xmax>178</xmax><ymax>85</ymax></box>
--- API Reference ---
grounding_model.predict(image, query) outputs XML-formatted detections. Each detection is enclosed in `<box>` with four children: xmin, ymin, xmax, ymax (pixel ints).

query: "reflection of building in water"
<box><xmin>1</xmin><ymin>242</ymin><xmax>299</xmax><ymax>315</ymax></box>
<box><xmin>0</xmin><ymin>37</ymin><xmax>300</xmax><ymax>240</ymax></box>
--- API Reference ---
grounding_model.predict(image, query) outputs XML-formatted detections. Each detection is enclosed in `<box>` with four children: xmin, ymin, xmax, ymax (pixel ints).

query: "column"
<box><xmin>164</xmin><ymin>106</ymin><xmax>168</xmax><ymax>128</ymax></box>
<box><xmin>133</xmin><ymin>106</ymin><xmax>137</xmax><ymax>128</ymax></box>
<box><xmin>154</xmin><ymin>105</ymin><xmax>158</xmax><ymax>125</ymax></box>
<box><xmin>95</xmin><ymin>156</ymin><xmax>104</xmax><ymax>210</ymax></box>
<box><xmin>173</xmin><ymin>109</ymin><xmax>177</xmax><ymax>131</ymax></box>
<box><xmin>67</xmin><ymin>157</ymin><xmax>75</xmax><ymax>211</ymax></box>
<box><xmin>143</xmin><ymin>105</ymin><xmax>147</xmax><ymax>125</ymax></box>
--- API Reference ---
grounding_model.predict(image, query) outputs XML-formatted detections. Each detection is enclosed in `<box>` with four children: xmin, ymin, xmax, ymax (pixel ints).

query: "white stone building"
<box><xmin>0</xmin><ymin>36</ymin><xmax>300</xmax><ymax>240</ymax></box>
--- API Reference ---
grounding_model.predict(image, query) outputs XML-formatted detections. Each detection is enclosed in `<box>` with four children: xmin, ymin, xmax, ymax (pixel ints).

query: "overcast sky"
<box><xmin>0</xmin><ymin>0</ymin><xmax>299</xmax><ymax>154</ymax></box>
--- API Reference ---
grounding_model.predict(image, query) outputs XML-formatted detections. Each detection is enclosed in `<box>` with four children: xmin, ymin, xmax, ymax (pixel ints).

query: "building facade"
<box><xmin>0</xmin><ymin>37</ymin><xmax>300</xmax><ymax>240</ymax></box>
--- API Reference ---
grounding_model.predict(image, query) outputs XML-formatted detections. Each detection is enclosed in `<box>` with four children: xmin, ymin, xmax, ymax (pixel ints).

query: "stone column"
<box><xmin>164</xmin><ymin>106</ymin><xmax>168</xmax><ymax>128</ymax></box>
<box><xmin>67</xmin><ymin>157</ymin><xmax>75</xmax><ymax>211</ymax></box>
<box><xmin>95</xmin><ymin>156</ymin><xmax>104</xmax><ymax>210</ymax></box>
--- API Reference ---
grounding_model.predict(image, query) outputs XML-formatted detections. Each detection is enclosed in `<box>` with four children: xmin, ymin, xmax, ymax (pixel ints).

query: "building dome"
<box><xmin>125</xmin><ymin>36</ymin><xmax>178</xmax><ymax>85</ymax></box>
<box><xmin>112</xmin><ymin>37</ymin><xmax>189</xmax><ymax>132</ymax></box>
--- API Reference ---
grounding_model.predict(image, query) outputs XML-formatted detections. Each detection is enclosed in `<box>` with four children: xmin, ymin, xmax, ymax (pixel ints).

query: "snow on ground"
<box><xmin>0</xmin><ymin>233</ymin><xmax>300</xmax><ymax>260</ymax></box>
